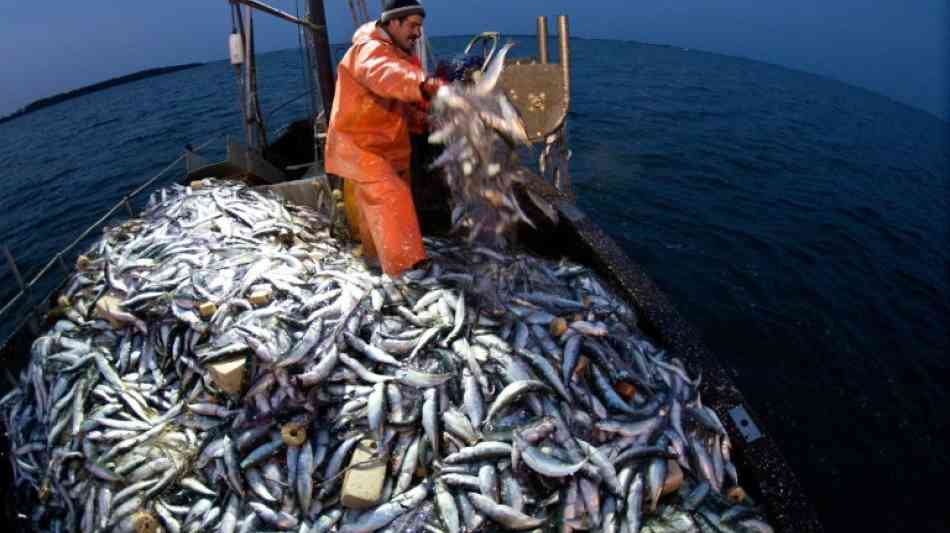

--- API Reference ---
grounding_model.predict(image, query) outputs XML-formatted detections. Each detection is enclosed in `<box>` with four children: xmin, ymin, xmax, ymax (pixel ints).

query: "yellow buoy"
<box><xmin>132</xmin><ymin>511</ymin><xmax>158</xmax><ymax>533</ymax></box>
<box><xmin>281</xmin><ymin>422</ymin><xmax>307</xmax><ymax>446</ymax></box>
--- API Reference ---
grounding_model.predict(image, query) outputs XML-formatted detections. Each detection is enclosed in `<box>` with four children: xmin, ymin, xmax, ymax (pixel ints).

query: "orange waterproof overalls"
<box><xmin>325</xmin><ymin>22</ymin><xmax>430</xmax><ymax>276</ymax></box>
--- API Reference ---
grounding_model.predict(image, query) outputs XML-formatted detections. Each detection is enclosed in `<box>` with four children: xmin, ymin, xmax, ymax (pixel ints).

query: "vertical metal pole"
<box><xmin>557</xmin><ymin>15</ymin><xmax>571</xmax><ymax>96</ymax></box>
<box><xmin>536</xmin><ymin>16</ymin><xmax>549</xmax><ymax>64</ymax></box>
<box><xmin>308</xmin><ymin>0</ymin><xmax>336</xmax><ymax>115</ymax></box>
<box><xmin>231</xmin><ymin>3</ymin><xmax>251</xmax><ymax>161</ymax></box>
<box><xmin>243</xmin><ymin>6</ymin><xmax>255</xmax><ymax>171</ymax></box>
<box><xmin>239</xmin><ymin>5</ymin><xmax>257</xmax><ymax>162</ymax></box>
<box><xmin>556</xmin><ymin>15</ymin><xmax>574</xmax><ymax>200</ymax></box>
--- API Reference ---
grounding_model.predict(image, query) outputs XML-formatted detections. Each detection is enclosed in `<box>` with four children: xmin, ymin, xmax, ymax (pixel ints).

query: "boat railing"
<box><xmin>0</xmin><ymin>136</ymin><xmax>220</xmax><ymax>347</ymax></box>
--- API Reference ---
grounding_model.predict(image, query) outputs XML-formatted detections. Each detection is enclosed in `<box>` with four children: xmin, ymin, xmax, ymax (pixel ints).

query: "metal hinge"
<box><xmin>728</xmin><ymin>404</ymin><xmax>762</xmax><ymax>443</ymax></box>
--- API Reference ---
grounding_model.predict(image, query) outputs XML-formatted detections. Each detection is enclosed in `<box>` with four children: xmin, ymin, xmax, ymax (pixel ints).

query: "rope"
<box><xmin>359</xmin><ymin>0</ymin><xmax>370</xmax><ymax>22</ymax></box>
<box><xmin>294</xmin><ymin>0</ymin><xmax>314</xmax><ymax>118</ymax></box>
<box><xmin>346</xmin><ymin>0</ymin><xmax>360</xmax><ymax>28</ymax></box>
<box><xmin>265</xmin><ymin>87</ymin><xmax>318</xmax><ymax>124</ymax></box>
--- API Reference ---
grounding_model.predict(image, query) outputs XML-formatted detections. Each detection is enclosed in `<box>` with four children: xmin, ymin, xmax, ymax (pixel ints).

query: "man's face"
<box><xmin>387</xmin><ymin>15</ymin><xmax>424</xmax><ymax>54</ymax></box>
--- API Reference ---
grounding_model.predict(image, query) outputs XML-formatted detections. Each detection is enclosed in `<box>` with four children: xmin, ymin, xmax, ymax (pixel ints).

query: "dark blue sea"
<box><xmin>0</xmin><ymin>36</ymin><xmax>947</xmax><ymax>532</ymax></box>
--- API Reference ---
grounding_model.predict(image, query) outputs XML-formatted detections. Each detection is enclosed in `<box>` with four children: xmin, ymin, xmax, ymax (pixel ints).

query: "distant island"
<box><xmin>0</xmin><ymin>63</ymin><xmax>204</xmax><ymax>126</ymax></box>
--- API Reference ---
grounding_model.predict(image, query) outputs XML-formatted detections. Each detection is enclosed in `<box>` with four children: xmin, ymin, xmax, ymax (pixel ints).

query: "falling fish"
<box><xmin>429</xmin><ymin>41</ymin><xmax>557</xmax><ymax>246</ymax></box>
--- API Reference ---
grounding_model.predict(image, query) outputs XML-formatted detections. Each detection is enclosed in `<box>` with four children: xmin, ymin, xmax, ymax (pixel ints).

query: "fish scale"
<box><xmin>0</xmin><ymin>178</ymin><xmax>770</xmax><ymax>532</ymax></box>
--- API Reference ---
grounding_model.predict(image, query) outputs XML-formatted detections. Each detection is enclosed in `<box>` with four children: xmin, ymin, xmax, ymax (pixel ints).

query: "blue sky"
<box><xmin>1</xmin><ymin>1</ymin><xmax>947</xmax><ymax>119</ymax></box>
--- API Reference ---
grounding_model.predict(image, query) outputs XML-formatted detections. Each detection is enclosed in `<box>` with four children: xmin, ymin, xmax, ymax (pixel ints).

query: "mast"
<box><xmin>308</xmin><ymin>0</ymin><xmax>336</xmax><ymax>114</ymax></box>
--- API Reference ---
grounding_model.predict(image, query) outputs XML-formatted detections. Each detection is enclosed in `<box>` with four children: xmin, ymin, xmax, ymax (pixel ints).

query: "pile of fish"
<box><xmin>0</xmin><ymin>181</ymin><xmax>773</xmax><ymax>533</ymax></box>
<box><xmin>428</xmin><ymin>42</ymin><xmax>556</xmax><ymax>246</ymax></box>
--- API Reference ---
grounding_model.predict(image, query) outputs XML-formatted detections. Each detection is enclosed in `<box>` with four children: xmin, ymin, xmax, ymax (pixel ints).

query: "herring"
<box><xmin>0</xmin><ymin>180</ymin><xmax>771</xmax><ymax>533</ymax></box>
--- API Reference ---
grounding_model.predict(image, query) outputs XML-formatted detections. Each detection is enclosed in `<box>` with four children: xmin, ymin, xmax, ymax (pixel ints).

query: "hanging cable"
<box><xmin>295</xmin><ymin>0</ymin><xmax>314</xmax><ymax>118</ymax></box>
<box><xmin>359</xmin><ymin>0</ymin><xmax>370</xmax><ymax>23</ymax></box>
<box><xmin>346</xmin><ymin>0</ymin><xmax>360</xmax><ymax>28</ymax></box>
<box><xmin>237</xmin><ymin>4</ymin><xmax>267</xmax><ymax>150</ymax></box>
<box><xmin>231</xmin><ymin>2</ymin><xmax>251</xmax><ymax>150</ymax></box>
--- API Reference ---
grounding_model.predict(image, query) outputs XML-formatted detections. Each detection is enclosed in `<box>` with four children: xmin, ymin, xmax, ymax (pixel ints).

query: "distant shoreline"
<box><xmin>0</xmin><ymin>63</ymin><xmax>204</xmax><ymax>126</ymax></box>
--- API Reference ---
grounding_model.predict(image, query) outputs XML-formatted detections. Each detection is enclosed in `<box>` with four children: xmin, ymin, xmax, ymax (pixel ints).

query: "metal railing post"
<box><xmin>536</xmin><ymin>16</ymin><xmax>549</xmax><ymax>64</ymax></box>
<box><xmin>56</xmin><ymin>253</ymin><xmax>69</xmax><ymax>276</ymax></box>
<box><xmin>555</xmin><ymin>15</ymin><xmax>574</xmax><ymax>200</ymax></box>
<box><xmin>2</xmin><ymin>245</ymin><xmax>40</xmax><ymax>335</ymax></box>
<box><xmin>557</xmin><ymin>15</ymin><xmax>571</xmax><ymax>97</ymax></box>
<box><xmin>3</xmin><ymin>246</ymin><xmax>29</xmax><ymax>305</ymax></box>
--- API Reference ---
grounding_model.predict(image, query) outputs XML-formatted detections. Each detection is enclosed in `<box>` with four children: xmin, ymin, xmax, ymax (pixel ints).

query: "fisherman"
<box><xmin>325</xmin><ymin>0</ymin><xmax>446</xmax><ymax>276</ymax></box>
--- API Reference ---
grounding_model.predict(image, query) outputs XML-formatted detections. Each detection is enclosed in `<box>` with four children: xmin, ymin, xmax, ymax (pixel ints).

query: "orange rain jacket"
<box><xmin>325</xmin><ymin>22</ymin><xmax>430</xmax><ymax>275</ymax></box>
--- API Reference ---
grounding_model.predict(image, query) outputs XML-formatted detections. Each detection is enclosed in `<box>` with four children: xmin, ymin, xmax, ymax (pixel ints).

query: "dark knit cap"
<box><xmin>379</xmin><ymin>0</ymin><xmax>425</xmax><ymax>23</ymax></box>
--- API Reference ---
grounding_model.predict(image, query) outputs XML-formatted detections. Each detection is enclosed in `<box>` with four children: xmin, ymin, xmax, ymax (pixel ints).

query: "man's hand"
<box><xmin>415</xmin><ymin>99</ymin><xmax>432</xmax><ymax>114</ymax></box>
<box><xmin>420</xmin><ymin>77</ymin><xmax>447</xmax><ymax>100</ymax></box>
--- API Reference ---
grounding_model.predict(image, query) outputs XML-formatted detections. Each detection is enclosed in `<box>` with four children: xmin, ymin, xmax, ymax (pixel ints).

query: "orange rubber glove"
<box><xmin>420</xmin><ymin>77</ymin><xmax>447</xmax><ymax>100</ymax></box>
